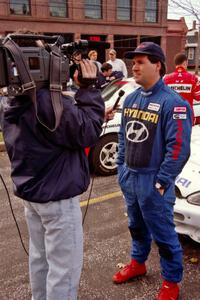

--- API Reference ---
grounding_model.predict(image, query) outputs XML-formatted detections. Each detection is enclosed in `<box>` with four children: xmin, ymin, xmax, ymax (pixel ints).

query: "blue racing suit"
<box><xmin>117</xmin><ymin>79</ymin><xmax>192</xmax><ymax>283</ymax></box>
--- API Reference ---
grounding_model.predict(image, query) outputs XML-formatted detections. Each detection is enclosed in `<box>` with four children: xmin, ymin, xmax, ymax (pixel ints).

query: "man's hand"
<box><xmin>155</xmin><ymin>182</ymin><xmax>165</xmax><ymax>196</ymax></box>
<box><xmin>74</xmin><ymin>59</ymin><xmax>97</xmax><ymax>87</ymax></box>
<box><xmin>80</xmin><ymin>59</ymin><xmax>97</xmax><ymax>79</ymax></box>
<box><xmin>157</xmin><ymin>187</ymin><xmax>165</xmax><ymax>196</ymax></box>
<box><xmin>104</xmin><ymin>106</ymin><xmax>118</xmax><ymax>121</ymax></box>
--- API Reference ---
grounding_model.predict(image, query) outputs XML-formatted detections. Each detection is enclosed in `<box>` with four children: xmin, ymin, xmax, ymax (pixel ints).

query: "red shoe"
<box><xmin>156</xmin><ymin>280</ymin><xmax>179</xmax><ymax>300</ymax></box>
<box><xmin>112</xmin><ymin>259</ymin><xmax>146</xmax><ymax>284</ymax></box>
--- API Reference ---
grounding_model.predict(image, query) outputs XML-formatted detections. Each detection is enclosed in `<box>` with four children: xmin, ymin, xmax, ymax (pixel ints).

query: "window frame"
<box><xmin>85</xmin><ymin>0</ymin><xmax>102</xmax><ymax>19</ymax></box>
<box><xmin>9</xmin><ymin>0</ymin><xmax>31</xmax><ymax>16</ymax></box>
<box><xmin>116</xmin><ymin>0</ymin><xmax>132</xmax><ymax>21</ymax></box>
<box><xmin>49</xmin><ymin>0</ymin><xmax>68</xmax><ymax>18</ymax></box>
<box><xmin>144</xmin><ymin>0</ymin><xmax>158</xmax><ymax>23</ymax></box>
<box><xmin>188</xmin><ymin>48</ymin><xmax>194</xmax><ymax>60</ymax></box>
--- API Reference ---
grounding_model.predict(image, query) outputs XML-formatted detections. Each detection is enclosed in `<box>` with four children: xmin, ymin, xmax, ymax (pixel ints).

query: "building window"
<box><xmin>49</xmin><ymin>0</ymin><xmax>68</xmax><ymax>17</ymax></box>
<box><xmin>10</xmin><ymin>0</ymin><xmax>31</xmax><ymax>15</ymax></box>
<box><xmin>188</xmin><ymin>48</ymin><xmax>194</xmax><ymax>60</ymax></box>
<box><xmin>85</xmin><ymin>0</ymin><xmax>102</xmax><ymax>19</ymax></box>
<box><xmin>145</xmin><ymin>0</ymin><xmax>158</xmax><ymax>23</ymax></box>
<box><xmin>117</xmin><ymin>0</ymin><xmax>131</xmax><ymax>21</ymax></box>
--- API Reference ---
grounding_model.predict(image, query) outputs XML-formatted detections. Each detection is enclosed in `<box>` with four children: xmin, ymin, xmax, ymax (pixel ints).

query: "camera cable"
<box><xmin>0</xmin><ymin>172</ymin><xmax>29</xmax><ymax>256</ymax></box>
<box><xmin>82</xmin><ymin>120</ymin><xmax>108</xmax><ymax>226</ymax></box>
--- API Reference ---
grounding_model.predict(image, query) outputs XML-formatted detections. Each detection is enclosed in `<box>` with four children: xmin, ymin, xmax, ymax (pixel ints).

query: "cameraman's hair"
<box><xmin>174</xmin><ymin>53</ymin><xmax>187</xmax><ymax>66</ymax></box>
<box><xmin>101</xmin><ymin>62</ymin><xmax>112</xmax><ymax>72</ymax></box>
<box><xmin>148</xmin><ymin>55</ymin><xmax>166</xmax><ymax>77</ymax></box>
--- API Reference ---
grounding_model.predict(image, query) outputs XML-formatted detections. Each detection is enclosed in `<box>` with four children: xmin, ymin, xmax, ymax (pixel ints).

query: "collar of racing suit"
<box><xmin>175</xmin><ymin>66</ymin><xmax>186</xmax><ymax>73</ymax></box>
<box><xmin>140</xmin><ymin>78</ymin><xmax>163</xmax><ymax>97</ymax></box>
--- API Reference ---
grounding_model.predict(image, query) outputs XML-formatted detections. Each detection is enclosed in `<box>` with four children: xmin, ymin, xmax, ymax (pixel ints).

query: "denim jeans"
<box><xmin>24</xmin><ymin>196</ymin><xmax>83</xmax><ymax>300</ymax></box>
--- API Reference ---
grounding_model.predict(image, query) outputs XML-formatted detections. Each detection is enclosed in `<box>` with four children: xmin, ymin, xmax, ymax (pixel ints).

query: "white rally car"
<box><xmin>174</xmin><ymin>125</ymin><xmax>200</xmax><ymax>243</ymax></box>
<box><xmin>89</xmin><ymin>78</ymin><xmax>200</xmax><ymax>176</ymax></box>
<box><xmin>88</xmin><ymin>78</ymin><xmax>200</xmax><ymax>243</ymax></box>
<box><xmin>89</xmin><ymin>78</ymin><xmax>139</xmax><ymax>175</ymax></box>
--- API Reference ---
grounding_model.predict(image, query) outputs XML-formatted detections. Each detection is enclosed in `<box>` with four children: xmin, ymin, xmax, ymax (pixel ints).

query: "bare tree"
<box><xmin>169</xmin><ymin>0</ymin><xmax>200</xmax><ymax>74</ymax></box>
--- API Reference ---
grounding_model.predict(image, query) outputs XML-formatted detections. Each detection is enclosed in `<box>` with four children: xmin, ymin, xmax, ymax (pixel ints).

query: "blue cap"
<box><xmin>124</xmin><ymin>42</ymin><xmax>165</xmax><ymax>63</ymax></box>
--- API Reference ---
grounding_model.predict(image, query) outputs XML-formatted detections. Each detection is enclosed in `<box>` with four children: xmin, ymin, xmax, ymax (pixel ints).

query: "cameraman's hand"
<box><xmin>74</xmin><ymin>59</ymin><xmax>97</xmax><ymax>87</ymax></box>
<box><xmin>80</xmin><ymin>59</ymin><xmax>97</xmax><ymax>79</ymax></box>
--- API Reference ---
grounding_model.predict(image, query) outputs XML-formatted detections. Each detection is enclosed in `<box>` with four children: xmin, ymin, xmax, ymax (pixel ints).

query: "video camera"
<box><xmin>0</xmin><ymin>33</ymin><xmax>110</xmax><ymax>96</ymax></box>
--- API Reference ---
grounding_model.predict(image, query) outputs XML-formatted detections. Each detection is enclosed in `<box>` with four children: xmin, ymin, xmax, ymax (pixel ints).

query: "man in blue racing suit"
<box><xmin>112</xmin><ymin>42</ymin><xmax>192</xmax><ymax>300</ymax></box>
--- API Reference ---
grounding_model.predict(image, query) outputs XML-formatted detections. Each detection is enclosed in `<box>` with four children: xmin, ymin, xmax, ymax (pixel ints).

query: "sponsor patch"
<box><xmin>147</xmin><ymin>102</ymin><xmax>160</xmax><ymax>112</ymax></box>
<box><xmin>168</xmin><ymin>83</ymin><xmax>192</xmax><ymax>93</ymax></box>
<box><xmin>173</xmin><ymin>113</ymin><xmax>187</xmax><ymax>120</ymax></box>
<box><xmin>174</xmin><ymin>106</ymin><xmax>187</xmax><ymax>113</ymax></box>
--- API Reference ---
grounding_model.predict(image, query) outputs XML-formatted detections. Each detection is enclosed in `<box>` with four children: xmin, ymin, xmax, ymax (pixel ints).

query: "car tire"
<box><xmin>89</xmin><ymin>133</ymin><xmax>118</xmax><ymax>176</ymax></box>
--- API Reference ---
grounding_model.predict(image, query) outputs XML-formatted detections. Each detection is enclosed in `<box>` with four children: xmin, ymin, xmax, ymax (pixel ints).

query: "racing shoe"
<box><xmin>112</xmin><ymin>259</ymin><xmax>146</xmax><ymax>284</ymax></box>
<box><xmin>156</xmin><ymin>280</ymin><xmax>179</xmax><ymax>300</ymax></box>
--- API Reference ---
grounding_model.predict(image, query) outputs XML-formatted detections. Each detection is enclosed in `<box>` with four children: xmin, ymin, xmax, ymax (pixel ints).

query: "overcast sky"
<box><xmin>168</xmin><ymin>0</ymin><xmax>199</xmax><ymax>29</ymax></box>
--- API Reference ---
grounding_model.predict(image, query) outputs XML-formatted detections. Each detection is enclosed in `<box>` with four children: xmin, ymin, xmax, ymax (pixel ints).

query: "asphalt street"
<box><xmin>0</xmin><ymin>151</ymin><xmax>200</xmax><ymax>300</ymax></box>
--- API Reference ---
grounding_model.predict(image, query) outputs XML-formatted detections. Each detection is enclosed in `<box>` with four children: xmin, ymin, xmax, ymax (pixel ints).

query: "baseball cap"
<box><xmin>124</xmin><ymin>42</ymin><xmax>165</xmax><ymax>63</ymax></box>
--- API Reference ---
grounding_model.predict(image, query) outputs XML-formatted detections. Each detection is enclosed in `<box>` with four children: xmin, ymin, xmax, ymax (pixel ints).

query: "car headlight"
<box><xmin>187</xmin><ymin>192</ymin><xmax>200</xmax><ymax>206</ymax></box>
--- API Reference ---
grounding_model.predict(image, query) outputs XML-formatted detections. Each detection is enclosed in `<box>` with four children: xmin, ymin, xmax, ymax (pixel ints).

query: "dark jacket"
<box><xmin>0</xmin><ymin>87</ymin><xmax>105</xmax><ymax>203</ymax></box>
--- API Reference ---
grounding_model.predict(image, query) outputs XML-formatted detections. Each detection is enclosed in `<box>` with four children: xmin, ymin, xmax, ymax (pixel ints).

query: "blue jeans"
<box><xmin>118</xmin><ymin>165</ymin><xmax>183</xmax><ymax>283</ymax></box>
<box><xmin>24</xmin><ymin>196</ymin><xmax>83</xmax><ymax>300</ymax></box>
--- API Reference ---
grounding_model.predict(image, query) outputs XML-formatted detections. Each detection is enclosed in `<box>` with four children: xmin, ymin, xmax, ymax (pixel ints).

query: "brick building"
<box><xmin>185</xmin><ymin>21</ymin><xmax>200</xmax><ymax>69</ymax></box>
<box><xmin>0</xmin><ymin>0</ymin><xmax>187</xmax><ymax>75</ymax></box>
<box><xmin>166</xmin><ymin>17</ymin><xmax>188</xmax><ymax>73</ymax></box>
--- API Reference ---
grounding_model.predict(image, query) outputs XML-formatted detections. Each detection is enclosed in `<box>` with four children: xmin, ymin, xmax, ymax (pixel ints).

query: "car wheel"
<box><xmin>90</xmin><ymin>134</ymin><xmax>118</xmax><ymax>176</ymax></box>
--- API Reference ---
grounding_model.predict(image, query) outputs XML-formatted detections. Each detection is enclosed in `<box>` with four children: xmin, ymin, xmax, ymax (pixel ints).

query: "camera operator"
<box><xmin>0</xmin><ymin>35</ymin><xmax>105</xmax><ymax>300</ymax></box>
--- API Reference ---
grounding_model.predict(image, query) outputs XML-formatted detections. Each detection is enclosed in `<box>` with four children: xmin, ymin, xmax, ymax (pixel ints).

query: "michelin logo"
<box><xmin>168</xmin><ymin>83</ymin><xmax>192</xmax><ymax>93</ymax></box>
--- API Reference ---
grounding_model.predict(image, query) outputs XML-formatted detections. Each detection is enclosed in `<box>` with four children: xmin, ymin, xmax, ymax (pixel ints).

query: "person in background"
<box><xmin>69</xmin><ymin>50</ymin><xmax>82</xmax><ymax>80</ymax></box>
<box><xmin>96</xmin><ymin>62</ymin><xmax>123</xmax><ymax>89</ymax></box>
<box><xmin>107</xmin><ymin>49</ymin><xmax>128</xmax><ymax>78</ymax></box>
<box><xmin>164</xmin><ymin>52</ymin><xmax>200</xmax><ymax>125</ymax></box>
<box><xmin>112</xmin><ymin>42</ymin><xmax>192</xmax><ymax>300</ymax></box>
<box><xmin>88</xmin><ymin>50</ymin><xmax>102</xmax><ymax>71</ymax></box>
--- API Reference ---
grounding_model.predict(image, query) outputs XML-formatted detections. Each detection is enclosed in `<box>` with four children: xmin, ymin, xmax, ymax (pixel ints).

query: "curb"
<box><xmin>0</xmin><ymin>142</ymin><xmax>5</xmax><ymax>152</ymax></box>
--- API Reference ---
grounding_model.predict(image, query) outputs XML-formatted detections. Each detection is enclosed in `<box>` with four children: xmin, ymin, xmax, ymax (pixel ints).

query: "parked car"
<box><xmin>88</xmin><ymin>78</ymin><xmax>139</xmax><ymax>175</ymax></box>
<box><xmin>89</xmin><ymin>78</ymin><xmax>200</xmax><ymax>176</ymax></box>
<box><xmin>174</xmin><ymin>125</ymin><xmax>200</xmax><ymax>243</ymax></box>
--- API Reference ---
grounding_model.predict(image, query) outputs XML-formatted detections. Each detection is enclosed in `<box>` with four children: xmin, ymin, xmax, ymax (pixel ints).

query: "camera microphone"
<box><xmin>113</xmin><ymin>90</ymin><xmax>125</xmax><ymax>110</ymax></box>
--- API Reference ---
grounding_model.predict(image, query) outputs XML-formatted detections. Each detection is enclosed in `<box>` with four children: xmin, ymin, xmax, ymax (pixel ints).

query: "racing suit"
<box><xmin>164</xmin><ymin>66</ymin><xmax>200</xmax><ymax>125</ymax></box>
<box><xmin>117</xmin><ymin>79</ymin><xmax>192</xmax><ymax>283</ymax></box>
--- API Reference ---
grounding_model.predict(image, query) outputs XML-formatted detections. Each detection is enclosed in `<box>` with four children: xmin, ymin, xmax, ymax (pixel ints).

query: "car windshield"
<box><xmin>101</xmin><ymin>79</ymin><xmax>130</xmax><ymax>102</ymax></box>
